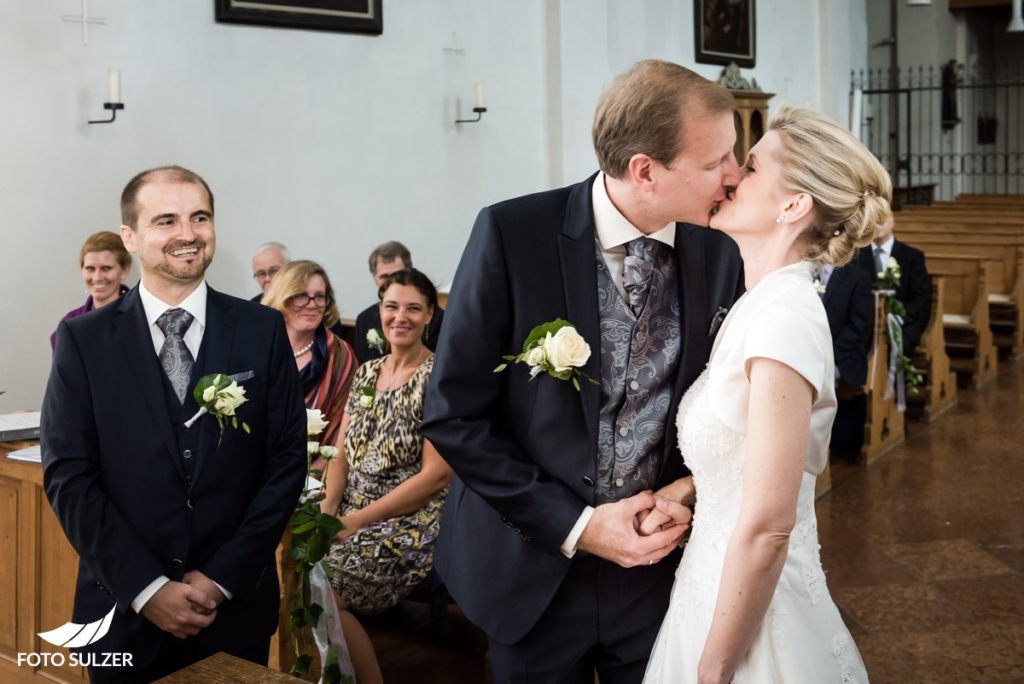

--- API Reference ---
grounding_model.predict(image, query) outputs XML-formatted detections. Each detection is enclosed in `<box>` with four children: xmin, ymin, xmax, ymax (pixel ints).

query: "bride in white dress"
<box><xmin>643</xmin><ymin>105</ymin><xmax>890</xmax><ymax>683</ymax></box>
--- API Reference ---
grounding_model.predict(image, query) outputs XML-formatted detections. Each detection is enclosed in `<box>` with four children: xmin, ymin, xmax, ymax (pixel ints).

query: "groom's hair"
<box><xmin>120</xmin><ymin>165</ymin><xmax>214</xmax><ymax>229</ymax></box>
<box><xmin>593</xmin><ymin>60</ymin><xmax>734</xmax><ymax>179</ymax></box>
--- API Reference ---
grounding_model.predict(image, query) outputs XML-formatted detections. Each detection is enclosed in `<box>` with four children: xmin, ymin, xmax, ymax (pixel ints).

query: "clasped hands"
<box><xmin>140</xmin><ymin>570</ymin><xmax>226</xmax><ymax>639</ymax></box>
<box><xmin>577</xmin><ymin>478</ymin><xmax>695</xmax><ymax>569</ymax></box>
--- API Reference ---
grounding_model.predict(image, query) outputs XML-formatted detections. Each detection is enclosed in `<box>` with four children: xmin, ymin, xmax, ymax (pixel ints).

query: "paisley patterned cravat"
<box><xmin>156</xmin><ymin>308</ymin><xmax>195</xmax><ymax>403</ymax></box>
<box><xmin>622</xmin><ymin>237</ymin><xmax>662</xmax><ymax>317</ymax></box>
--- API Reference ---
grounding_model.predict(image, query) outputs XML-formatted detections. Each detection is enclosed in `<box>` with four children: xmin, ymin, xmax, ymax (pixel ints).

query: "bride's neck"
<box><xmin>733</xmin><ymin>235</ymin><xmax>804</xmax><ymax>290</ymax></box>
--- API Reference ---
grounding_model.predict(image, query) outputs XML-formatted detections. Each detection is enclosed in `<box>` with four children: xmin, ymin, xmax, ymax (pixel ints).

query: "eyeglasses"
<box><xmin>288</xmin><ymin>293</ymin><xmax>331</xmax><ymax>309</ymax></box>
<box><xmin>253</xmin><ymin>266</ymin><xmax>281</xmax><ymax>281</ymax></box>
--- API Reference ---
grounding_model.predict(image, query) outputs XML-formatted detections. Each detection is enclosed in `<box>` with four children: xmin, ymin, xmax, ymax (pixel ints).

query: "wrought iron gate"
<box><xmin>851</xmin><ymin>64</ymin><xmax>1024</xmax><ymax>203</ymax></box>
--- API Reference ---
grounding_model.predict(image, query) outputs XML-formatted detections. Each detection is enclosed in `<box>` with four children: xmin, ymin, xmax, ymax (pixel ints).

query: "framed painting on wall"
<box><xmin>215</xmin><ymin>0</ymin><xmax>383</xmax><ymax>35</ymax></box>
<box><xmin>694</xmin><ymin>0</ymin><xmax>755</xmax><ymax>68</ymax></box>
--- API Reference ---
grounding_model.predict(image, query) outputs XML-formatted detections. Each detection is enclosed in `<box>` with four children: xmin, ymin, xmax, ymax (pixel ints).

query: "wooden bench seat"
<box><xmin>906</xmin><ymin>277</ymin><xmax>958</xmax><ymax>422</ymax></box>
<box><xmin>925</xmin><ymin>255</ymin><xmax>999</xmax><ymax>388</ymax></box>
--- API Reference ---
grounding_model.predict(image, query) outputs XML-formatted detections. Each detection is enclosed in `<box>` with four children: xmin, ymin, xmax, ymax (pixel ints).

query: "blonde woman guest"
<box><xmin>263</xmin><ymin>260</ymin><xmax>357</xmax><ymax>470</ymax></box>
<box><xmin>51</xmin><ymin>231</ymin><xmax>132</xmax><ymax>350</ymax></box>
<box><xmin>643</xmin><ymin>105</ymin><xmax>887</xmax><ymax>682</ymax></box>
<box><xmin>321</xmin><ymin>268</ymin><xmax>452</xmax><ymax>616</ymax></box>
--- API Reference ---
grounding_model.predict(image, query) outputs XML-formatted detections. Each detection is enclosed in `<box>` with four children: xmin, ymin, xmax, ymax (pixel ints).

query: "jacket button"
<box><xmin>582</xmin><ymin>476</ymin><xmax>594</xmax><ymax>487</ymax></box>
<box><xmin>186</xmin><ymin>497</ymin><xmax>195</xmax><ymax>509</ymax></box>
<box><xmin>183</xmin><ymin>449</ymin><xmax>192</xmax><ymax>459</ymax></box>
<box><xmin>171</xmin><ymin>559</ymin><xmax>183</xmax><ymax>570</ymax></box>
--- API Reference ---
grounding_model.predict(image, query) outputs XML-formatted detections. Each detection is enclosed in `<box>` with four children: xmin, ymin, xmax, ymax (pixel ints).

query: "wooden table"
<box><xmin>0</xmin><ymin>441</ymin><xmax>86</xmax><ymax>683</ymax></box>
<box><xmin>155</xmin><ymin>651</ymin><xmax>299</xmax><ymax>682</ymax></box>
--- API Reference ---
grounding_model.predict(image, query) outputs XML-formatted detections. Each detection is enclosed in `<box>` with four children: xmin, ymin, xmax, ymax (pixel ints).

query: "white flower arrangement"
<box><xmin>183</xmin><ymin>373</ymin><xmax>250</xmax><ymax>441</ymax></box>
<box><xmin>494</xmin><ymin>318</ymin><xmax>596</xmax><ymax>391</ymax></box>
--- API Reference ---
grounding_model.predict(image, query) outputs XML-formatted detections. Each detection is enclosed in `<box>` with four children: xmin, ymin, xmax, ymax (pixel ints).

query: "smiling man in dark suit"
<box><xmin>41</xmin><ymin>166</ymin><xmax>307</xmax><ymax>682</ymax></box>
<box><xmin>421</xmin><ymin>61</ymin><xmax>745</xmax><ymax>683</ymax></box>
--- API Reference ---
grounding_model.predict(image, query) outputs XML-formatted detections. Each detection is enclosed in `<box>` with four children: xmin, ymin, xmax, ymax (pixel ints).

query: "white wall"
<box><xmin>0</xmin><ymin>0</ymin><xmax>867</xmax><ymax>411</ymax></box>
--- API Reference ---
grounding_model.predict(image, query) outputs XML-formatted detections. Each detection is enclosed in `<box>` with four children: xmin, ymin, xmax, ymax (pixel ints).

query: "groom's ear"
<box><xmin>626</xmin><ymin>153</ymin><xmax>656</xmax><ymax>188</ymax></box>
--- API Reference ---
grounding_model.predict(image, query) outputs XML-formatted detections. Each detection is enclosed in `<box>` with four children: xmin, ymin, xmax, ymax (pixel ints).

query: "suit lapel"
<box><xmin>557</xmin><ymin>176</ymin><xmax>601</xmax><ymax>448</ymax></box>
<box><xmin>823</xmin><ymin>266</ymin><xmax>845</xmax><ymax>306</ymax></box>
<box><xmin>113</xmin><ymin>288</ymin><xmax>184</xmax><ymax>479</ymax></box>
<box><xmin>190</xmin><ymin>288</ymin><xmax>237</xmax><ymax>487</ymax></box>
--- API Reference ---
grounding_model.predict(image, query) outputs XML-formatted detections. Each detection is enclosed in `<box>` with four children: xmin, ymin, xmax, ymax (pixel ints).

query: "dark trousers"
<box><xmin>487</xmin><ymin>552</ymin><xmax>678</xmax><ymax>684</ymax></box>
<box><xmin>830</xmin><ymin>393</ymin><xmax>867</xmax><ymax>459</ymax></box>
<box><xmin>87</xmin><ymin>635</ymin><xmax>270</xmax><ymax>684</ymax></box>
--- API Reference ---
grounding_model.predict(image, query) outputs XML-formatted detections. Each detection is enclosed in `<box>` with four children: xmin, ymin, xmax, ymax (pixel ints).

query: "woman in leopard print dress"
<box><xmin>321</xmin><ymin>269</ymin><xmax>452</xmax><ymax>615</ymax></box>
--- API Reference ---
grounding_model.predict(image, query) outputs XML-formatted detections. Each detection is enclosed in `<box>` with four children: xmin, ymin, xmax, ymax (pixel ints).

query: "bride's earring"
<box><xmin>775</xmin><ymin>214</ymin><xmax>785</xmax><ymax>224</ymax></box>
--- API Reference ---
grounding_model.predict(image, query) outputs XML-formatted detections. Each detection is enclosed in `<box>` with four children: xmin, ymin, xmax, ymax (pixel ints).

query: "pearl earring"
<box><xmin>775</xmin><ymin>214</ymin><xmax>785</xmax><ymax>224</ymax></box>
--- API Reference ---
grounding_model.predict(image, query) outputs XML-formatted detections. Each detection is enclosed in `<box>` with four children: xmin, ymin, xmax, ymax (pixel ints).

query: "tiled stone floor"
<box><xmin>819</xmin><ymin>359</ymin><xmax>1024</xmax><ymax>682</ymax></box>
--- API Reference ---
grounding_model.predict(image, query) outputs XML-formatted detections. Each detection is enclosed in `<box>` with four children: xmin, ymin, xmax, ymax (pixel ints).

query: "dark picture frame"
<box><xmin>694</xmin><ymin>0</ymin><xmax>755</xmax><ymax>68</ymax></box>
<box><xmin>215</xmin><ymin>0</ymin><xmax>382</xmax><ymax>35</ymax></box>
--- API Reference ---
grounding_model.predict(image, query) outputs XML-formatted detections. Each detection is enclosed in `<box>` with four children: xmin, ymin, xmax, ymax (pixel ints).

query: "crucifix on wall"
<box><xmin>62</xmin><ymin>0</ymin><xmax>107</xmax><ymax>46</ymax></box>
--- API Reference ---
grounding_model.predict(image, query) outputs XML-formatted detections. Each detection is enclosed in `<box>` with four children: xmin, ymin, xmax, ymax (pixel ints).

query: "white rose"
<box><xmin>306</xmin><ymin>408</ymin><xmax>328</xmax><ymax>436</ymax></box>
<box><xmin>319</xmin><ymin>445</ymin><xmax>339</xmax><ymax>460</ymax></box>
<box><xmin>202</xmin><ymin>385</ymin><xmax>217</xmax><ymax>403</ymax></box>
<box><xmin>524</xmin><ymin>346</ymin><xmax>547</xmax><ymax>368</ymax></box>
<box><xmin>307</xmin><ymin>441</ymin><xmax>321</xmax><ymax>456</ymax></box>
<box><xmin>358</xmin><ymin>394</ymin><xmax>374</xmax><ymax>408</ymax></box>
<box><xmin>886</xmin><ymin>256</ymin><xmax>900</xmax><ymax>270</ymax></box>
<box><xmin>214</xmin><ymin>381</ymin><xmax>247</xmax><ymax>415</ymax></box>
<box><xmin>542</xmin><ymin>326</ymin><xmax>591</xmax><ymax>373</ymax></box>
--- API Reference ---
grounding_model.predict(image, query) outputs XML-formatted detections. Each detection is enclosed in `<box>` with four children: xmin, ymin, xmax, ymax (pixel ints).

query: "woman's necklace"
<box><xmin>382</xmin><ymin>350</ymin><xmax>427</xmax><ymax>390</ymax></box>
<box><xmin>293</xmin><ymin>338</ymin><xmax>315</xmax><ymax>358</ymax></box>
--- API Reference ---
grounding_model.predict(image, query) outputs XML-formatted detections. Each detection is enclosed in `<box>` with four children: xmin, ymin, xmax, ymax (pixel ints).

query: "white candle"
<box><xmin>106</xmin><ymin>69</ymin><xmax>121</xmax><ymax>104</ymax></box>
<box><xmin>473</xmin><ymin>81</ymin><xmax>484</xmax><ymax>109</ymax></box>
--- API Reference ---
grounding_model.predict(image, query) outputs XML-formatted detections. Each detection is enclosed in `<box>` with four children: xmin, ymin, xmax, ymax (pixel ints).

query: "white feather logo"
<box><xmin>37</xmin><ymin>606</ymin><xmax>116</xmax><ymax>647</ymax></box>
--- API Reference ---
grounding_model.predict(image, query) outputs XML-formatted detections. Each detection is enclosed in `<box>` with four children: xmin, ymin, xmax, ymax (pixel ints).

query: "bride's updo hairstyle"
<box><xmin>769</xmin><ymin>105</ymin><xmax>893</xmax><ymax>267</ymax></box>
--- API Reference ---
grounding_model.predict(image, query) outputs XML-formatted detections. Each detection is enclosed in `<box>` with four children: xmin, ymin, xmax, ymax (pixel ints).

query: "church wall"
<box><xmin>0</xmin><ymin>0</ymin><xmax>867</xmax><ymax>410</ymax></box>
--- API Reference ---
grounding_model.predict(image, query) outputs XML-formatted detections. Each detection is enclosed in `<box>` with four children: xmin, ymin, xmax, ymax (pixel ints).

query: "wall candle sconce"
<box><xmin>455</xmin><ymin>81</ymin><xmax>487</xmax><ymax>124</ymax></box>
<box><xmin>89</xmin><ymin>69</ymin><xmax>124</xmax><ymax>124</ymax></box>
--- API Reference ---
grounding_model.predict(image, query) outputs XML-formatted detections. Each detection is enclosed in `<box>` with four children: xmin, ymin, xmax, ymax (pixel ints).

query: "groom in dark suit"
<box><xmin>421</xmin><ymin>61</ymin><xmax>745</xmax><ymax>683</ymax></box>
<box><xmin>42</xmin><ymin>166</ymin><xmax>307</xmax><ymax>682</ymax></box>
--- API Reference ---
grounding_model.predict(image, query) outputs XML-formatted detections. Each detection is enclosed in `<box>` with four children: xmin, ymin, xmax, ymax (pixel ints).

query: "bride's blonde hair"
<box><xmin>769</xmin><ymin>105</ymin><xmax>893</xmax><ymax>267</ymax></box>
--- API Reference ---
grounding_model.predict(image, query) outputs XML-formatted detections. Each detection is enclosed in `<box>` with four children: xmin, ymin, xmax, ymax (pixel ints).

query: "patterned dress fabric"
<box><xmin>324</xmin><ymin>355</ymin><xmax>444</xmax><ymax>615</ymax></box>
<box><xmin>594</xmin><ymin>238</ymin><xmax>681</xmax><ymax>504</ymax></box>
<box><xmin>644</xmin><ymin>262</ymin><xmax>867</xmax><ymax>683</ymax></box>
<box><xmin>155</xmin><ymin>307</ymin><xmax>194</xmax><ymax>403</ymax></box>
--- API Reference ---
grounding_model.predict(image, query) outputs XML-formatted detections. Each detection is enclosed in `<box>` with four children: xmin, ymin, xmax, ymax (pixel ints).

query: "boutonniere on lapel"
<box><xmin>184</xmin><ymin>373</ymin><xmax>251</xmax><ymax>442</ymax></box>
<box><xmin>707</xmin><ymin>307</ymin><xmax>729</xmax><ymax>338</ymax></box>
<box><xmin>355</xmin><ymin>386</ymin><xmax>376</xmax><ymax>409</ymax></box>
<box><xmin>494</xmin><ymin>318</ymin><xmax>597</xmax><ymax>391</ymax></box>
<box><xmin>366</xmin><ymin>328</ymin><xmax>386</xmax><ymax>353</ymax></box>
<box><xmin>812</xmin><ymin>268</ymin><xmax>828</xmax><ymax>297</ymax></box>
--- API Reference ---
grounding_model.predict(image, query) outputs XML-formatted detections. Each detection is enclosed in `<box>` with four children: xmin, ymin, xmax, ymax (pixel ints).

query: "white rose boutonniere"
<box><xmin>355</xmin><ymin>386</ymin><xmax>376</xmax><ymax>409</ymax></box>
<box><xmin>494</xmin><ymin>318</ymin><xmax>597</xmax><ymax>391</ymax></box>
<box><xmin>306</xmin><ymin>408</ymin><xmax>329</xmax><ymax>437</ymax></box>
<box><xmin>366</xmin><ymin>328</ymin><xmax>386</xmax><ymax>353</ymax></box>
<box><xmin>184</xmin><ymin>373</ymin><xmax>250</xmax><ymax>443</ymax></box>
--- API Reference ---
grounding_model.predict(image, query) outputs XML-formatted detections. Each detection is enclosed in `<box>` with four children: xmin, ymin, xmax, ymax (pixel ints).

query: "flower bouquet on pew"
<box><xmin>285</xmin><ymin>409</ymin><xmax>354</xmax><ymax>684</ymax></box>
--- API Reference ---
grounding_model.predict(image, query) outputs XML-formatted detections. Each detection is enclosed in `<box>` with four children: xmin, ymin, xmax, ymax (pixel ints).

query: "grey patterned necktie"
<box><xmin>623</xmin><ymin>237</ymin><xmax>662</xmax><ymax>316</ymax></box>
<box><xmin>873</xmin><ymin>246</ymin><xmax>885</xmax><ymax>275</ymax></box>
<box><xmin>156</xmin><ymin>308</ymin><xmax>195</xmax><ymax>404</ymax></box>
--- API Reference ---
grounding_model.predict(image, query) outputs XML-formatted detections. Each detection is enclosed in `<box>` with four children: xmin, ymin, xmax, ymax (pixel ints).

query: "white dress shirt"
<box><xmin>873</xmin><ymin>235</ymin><xmax>895</xmax><ymax>265</ymax></box>
<box><xmin>131</xmin><ymin>280</ymin><xmax>232</xmax><ymax>612</ymax></box>
<box><xmin>558</xmin><ymin>175</ymin><xmax>677</xmax><ymax>559</ymax></box>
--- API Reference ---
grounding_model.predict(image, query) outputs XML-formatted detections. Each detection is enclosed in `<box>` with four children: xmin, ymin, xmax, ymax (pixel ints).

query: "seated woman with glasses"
<box><xmin>263</xmin><ymin>260</ymin><xmax>357</xmax><ymax>470</ymax></box>
<box><xmin>320</xmin><ymin>268</ymin><xmax>452</xmax><ymax>617</ymax></box>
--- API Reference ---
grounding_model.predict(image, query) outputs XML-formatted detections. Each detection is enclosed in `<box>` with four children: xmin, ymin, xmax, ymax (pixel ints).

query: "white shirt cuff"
<box><xmin>560</xmin><ymin>506</ymin><xmax>595</xmax><ymax>559</ymax></box>
<box><xmin>212</xmin><ymin>580</ymin><xmax>232</xmax><ymax>600</ymax></box>
<box><xmin>131</xmin><ymin>576</ymin><xmax>169</xmax><ymax>613</ymax></box>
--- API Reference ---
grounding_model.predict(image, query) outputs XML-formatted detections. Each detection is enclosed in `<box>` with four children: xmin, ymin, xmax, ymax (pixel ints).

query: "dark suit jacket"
<box><xmin>41</xmin><ymin>286</ymin><xmax>307</xmax><ymax>667</ymax></box>
<box><xmin>420</xmin><ymin>175</ymin><xmax>744</xmax><ymax>644</ymax></box>
<box><xmin>823</xmin><ymin>264</ymin><xmax>872</xmax><ymax>386</ymax></box>
<box><xmin>855</xmin><ymin>241</ymin><xmax>931</xmax><ymax>353</ymax></box>
<box><xmin>354</xmin><ymin>302</ymin><xmax>444</xmax><ymax>361</ymax></box>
